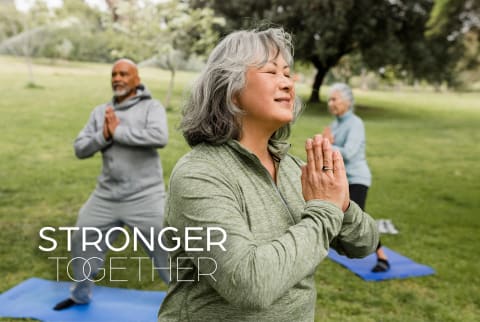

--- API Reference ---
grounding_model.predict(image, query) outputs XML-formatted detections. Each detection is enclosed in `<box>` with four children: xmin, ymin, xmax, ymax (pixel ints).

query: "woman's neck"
<box><xmin>239</xmin><ymin>127</ymin><xmax>277</xmax><ymax>182</ymax></box>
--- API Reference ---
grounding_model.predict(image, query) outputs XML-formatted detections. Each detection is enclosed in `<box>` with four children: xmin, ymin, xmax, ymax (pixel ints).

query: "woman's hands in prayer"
<box><xmin>301</xmin><ymin>134</ymin><xmax>350</xmax><ymax>211</ymax></box>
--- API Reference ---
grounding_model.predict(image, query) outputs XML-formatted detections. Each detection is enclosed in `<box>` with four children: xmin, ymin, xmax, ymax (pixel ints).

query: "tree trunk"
<box><xmin>308</xmin><ymin>51</ymin><xmax>347</xmax><ymax>103</ymax></box>
<box><xmin>21</xmin><ymin>16</ymin><xmax>35</xmax><ymax>86</ymax></box>
<box><xmin>25</xmin><ymin>55</ymin><xmax>35</xmax><ymax>85</ymax></box>
<box><xmin>105</xmin><ymin>0</ymin><xmax>120</xmax><ymax>22</ymax></box>
<box><xmin>165</xmin><ymin>68</ymin><xmax>175</xmax><ymax>109</ymax></box>
<box><xmin>308</xmin><ymin>67</ymin><xmax>327</xmax><ymax>103</ymax></box>
<box><xmin>360</xmin><ymin>68</ymin><xmax>368</xmax><ymax>90</ymax></box>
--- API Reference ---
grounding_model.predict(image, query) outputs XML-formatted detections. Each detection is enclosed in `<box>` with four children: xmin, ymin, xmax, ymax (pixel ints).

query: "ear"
<box><xmin>134</xmin><ymin>76</ymin><xmax>141</xmax><ymax>87</ymax></box>
<box><xmin>232</xmin><ymin>92</ymin><xmax>240</xmax><ymax>107</ymax></box>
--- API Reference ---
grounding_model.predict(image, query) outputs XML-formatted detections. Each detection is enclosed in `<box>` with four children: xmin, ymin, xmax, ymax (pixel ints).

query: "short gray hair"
<box><xmin>113</xmin><ymin>58</ymin><xmax>137</xmax><ymax>68</ymax></box>
<box><xmin>329</xmin><ymin>83</ymin><xmax>354</xmax><ymax>110</ymax></box>
<box><xmin>181</xmin><ymin>27</ymin><xmax>302</xmax><ymax>146</ymax></box>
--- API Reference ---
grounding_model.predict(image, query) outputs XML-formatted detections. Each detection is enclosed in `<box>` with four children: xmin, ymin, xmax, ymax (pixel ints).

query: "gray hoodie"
<box><xmin>74</xmin><ymin>85</ymin><xmax>168</xmax><ymax>200</ymax></box>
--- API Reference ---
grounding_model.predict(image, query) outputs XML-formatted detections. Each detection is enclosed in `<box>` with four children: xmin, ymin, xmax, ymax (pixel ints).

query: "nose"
<box><xmin>112</xmin><ymin>73</ymin><xmax>122</xmax><ymax>83</ymax></box>
<box><xmin>279</xmin><ymin>75</ymin><xmax>293</xmax><ymax>91</ymax></box>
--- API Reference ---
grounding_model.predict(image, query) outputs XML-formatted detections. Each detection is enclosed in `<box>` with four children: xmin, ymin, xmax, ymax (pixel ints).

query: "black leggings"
<box><xmin>349</xmin><ymin>184</ymin><xmax>382</xmax><ymax>250</ymax></box>
<box><xmin>349</xmin><ymin>184</ymin><xmax>368</xmax><ymax>211</ymax></box>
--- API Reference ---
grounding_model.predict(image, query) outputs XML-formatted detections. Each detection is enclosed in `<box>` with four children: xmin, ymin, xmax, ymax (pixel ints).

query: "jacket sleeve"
<box><xmin>332</xmin><ymin>120</ymin><xmax>365</xmax><ymax>161</ymax></box>
<box><xmin>113</xmin><ymin>101</ymin><xmax>168</xmax><ymax>148</ymax></box>
<box><xmin>73</xmin><ymin>109</ymin><xmax>112</xmax><ymax>159</ymax></box>
<box><xmin>330</xmin><ymin>201</ymin><xmax>379</xmax><ymax>257</ymax></box>
<box><xmin>290</xmin><ymin>154</ymin><xmax>378</xmax><ymax>258</ymax></box>
<box><xmin>166</xmin><ymin>160</ymin><xmax>348</xmax><ymax>310</ymax></box>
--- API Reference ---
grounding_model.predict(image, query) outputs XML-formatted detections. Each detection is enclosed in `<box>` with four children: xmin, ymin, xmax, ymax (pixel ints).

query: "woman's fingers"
<box><xmin>322</xmin><ymin>138</ymin><xmax>333</xmax><ymax>175</ymax></box>
<box><xmin>305</xmin><ymin>138</ymin><xmax>315</xmax><ymax>175</ymax></box>
<box><xmin>306</xmin><ymin>134</ymin><xmax>335</xmax><ymax>176</ymax></box>
<box><xmin>332</xmin><ymin>150</ymin><xmax>345</xmax><ymax>178</ymax></box>
<box><xmin>303</xmin><ymin>135</ymin><xmax>344</xmax><ymax>206</ymax></box>
<box><xmin>312</xmin><ymin>135</ymin><xmax>324</xmax><ymax>172</ymax></box>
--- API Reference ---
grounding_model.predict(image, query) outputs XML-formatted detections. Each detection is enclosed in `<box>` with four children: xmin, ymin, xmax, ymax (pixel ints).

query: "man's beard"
<box><xmin>113</xmin><ymin>86</ymin><xmax>132</xmax><ymax>98</ymax></box>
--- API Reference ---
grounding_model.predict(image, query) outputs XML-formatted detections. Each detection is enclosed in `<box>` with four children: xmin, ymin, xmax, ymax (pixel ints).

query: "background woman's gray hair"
<box><xmin>181</xmin><ymin>27</ymin><xmax>302</xmax><ymax>146</ymax></box>
<box><xmin>329</xmin><ymin>83</ymin><xmax>355</xmax><ymax>111</ymax></box>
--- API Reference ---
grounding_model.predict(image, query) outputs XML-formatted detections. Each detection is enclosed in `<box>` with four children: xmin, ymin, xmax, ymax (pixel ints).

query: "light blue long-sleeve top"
<box><xmin>330</xmin><ymin>110</ymin><xmax>372</xmax><ymax>187</ymax></box>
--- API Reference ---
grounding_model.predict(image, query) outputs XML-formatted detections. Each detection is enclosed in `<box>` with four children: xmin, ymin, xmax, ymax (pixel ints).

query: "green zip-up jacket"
<box><xmin>158</xmin><ymin>140</ymin><xmax>379</xmax><ymax>322</ymax></box>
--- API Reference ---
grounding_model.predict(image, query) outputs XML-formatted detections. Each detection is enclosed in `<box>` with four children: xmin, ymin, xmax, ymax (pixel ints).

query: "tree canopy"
<box><xmin>425</xmin><ymin>0</ymin><xmax>480</xmax><ymax>87</ymax></box>
<box><xmin>1</xmin><ymin>0</ymin><xmax>478</xmax><ymax>94</ymax></box>
<box><xmin>193</xmin><ymin>0</ymin><xmax>477</xmax><ymax>100</ymax></box>
<box><xmin>0</xmin><ymin>0</ymin><xmax>223</xmax><ymax>97</ymax></box>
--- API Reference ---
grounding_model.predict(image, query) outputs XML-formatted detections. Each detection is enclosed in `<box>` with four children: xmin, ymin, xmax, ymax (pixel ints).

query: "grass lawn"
<box><xmin>0</xmin><ymin>56</ymin><xmax>479</xmax><ymax>321</ymax></box>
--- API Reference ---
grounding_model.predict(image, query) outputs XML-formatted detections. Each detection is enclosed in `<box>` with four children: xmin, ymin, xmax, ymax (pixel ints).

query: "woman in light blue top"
<box><xmin>323</xmin><ymin>83</ymin><xmax>390</xmax><ymax>272</ymax></box>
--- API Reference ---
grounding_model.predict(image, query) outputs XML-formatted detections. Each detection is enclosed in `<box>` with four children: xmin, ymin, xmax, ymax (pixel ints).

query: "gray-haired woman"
<box><xmin>323</xmin><ymin>82</ymin><xmax>390</xmax><ymax>273</ymax></box>
<box><xmin>158</xmin><ymin>28</ymin><xmax>379</xmax><ymax>322</ymax></box>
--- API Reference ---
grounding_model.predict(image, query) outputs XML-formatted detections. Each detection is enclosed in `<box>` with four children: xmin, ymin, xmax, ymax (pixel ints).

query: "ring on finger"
<box><xmin>322</xmin><ymin>166</ymin><xmax>333</xmax><ymax>171</ymax></box>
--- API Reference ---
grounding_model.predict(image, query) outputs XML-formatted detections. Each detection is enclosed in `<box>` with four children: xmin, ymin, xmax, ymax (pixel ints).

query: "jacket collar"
<box><xmin>336</xmin><ymin>109</ymin><xmax>353</xmax><ymax>122</ymax></box>
<box><xmin>111</xmin><ymin>84</ymin><xmax>150</xmax><ymax>110</ymax></box>
<box><xmin>227</xmin><ymin>139</ymin><xmax>291</xmax><ymax>162</ymax></box>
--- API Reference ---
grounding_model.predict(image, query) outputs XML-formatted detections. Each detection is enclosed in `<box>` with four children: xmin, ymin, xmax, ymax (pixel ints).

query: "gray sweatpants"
<box><xmin>69</xmin><ymin>192</ymin><xmax>169</xmax><ymax>303</ymax></box>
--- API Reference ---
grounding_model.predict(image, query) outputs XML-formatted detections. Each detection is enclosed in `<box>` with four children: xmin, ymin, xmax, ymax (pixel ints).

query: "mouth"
<box><xmin>112</xmin><ymin>83</ymin><xmax>125</xmax><ymax>89</ymax></box>
<box><xmin>274</xmin><ymin>97</ymin><xmax>292</xmax><ymax>103</ymax></box>
<box><xmin>274</xmin><ymin>97</ymin><xmax>293</xmax><ymax>108</ymax></box>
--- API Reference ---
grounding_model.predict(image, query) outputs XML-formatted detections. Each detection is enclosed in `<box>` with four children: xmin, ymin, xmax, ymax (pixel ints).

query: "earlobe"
<box><xmin>232</xmin><ymin>93</ymin><xmax>239</xmax><ymax>107</ymax></box>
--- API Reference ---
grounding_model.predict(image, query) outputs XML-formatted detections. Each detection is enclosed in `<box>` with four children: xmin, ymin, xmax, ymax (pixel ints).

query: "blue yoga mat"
<box><xmin>328</xmin><ymin>246</ymin><xmax>435</xmax><ymax>281</ymax></box>
<box><xmin>0</xmin><ymin>277</ymin><xmax>166</xmax><ymax>322</ymax></box>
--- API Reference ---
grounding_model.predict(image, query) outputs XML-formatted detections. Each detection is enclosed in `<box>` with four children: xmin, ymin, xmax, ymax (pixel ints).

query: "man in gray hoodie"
<box><xmin>54</xmin><ymin>58</ymin><xmax>169</xmax><ymax>310</ymax></box>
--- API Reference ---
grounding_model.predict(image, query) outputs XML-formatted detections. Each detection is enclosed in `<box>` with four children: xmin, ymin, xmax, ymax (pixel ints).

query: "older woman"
<box><xmin>323</xmin><ymin>83</ymin><xmax>390</xmax><ymax>273</ymax></box>
<box><xmin>158</xmin><ymin>28</ymin><xmax>379</xmax><ymax>322</ymax></box>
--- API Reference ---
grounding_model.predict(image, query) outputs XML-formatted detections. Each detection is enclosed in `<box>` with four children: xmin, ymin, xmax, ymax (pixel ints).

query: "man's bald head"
<box><xmin>111</xmin><ymin>58</ymin><xmax>140</xmax><ymax>103</ymax></box>
<box><xmin>113</xmin><ymin>58</ymin><xmax>138</xmax><ymax>70</ymax></box>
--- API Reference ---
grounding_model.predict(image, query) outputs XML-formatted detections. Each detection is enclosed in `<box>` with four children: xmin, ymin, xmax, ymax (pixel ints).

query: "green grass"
<box><xmin>0</xmin><ymin>55</ymin><xmax>479</xmax><ymax>321</ymax></box>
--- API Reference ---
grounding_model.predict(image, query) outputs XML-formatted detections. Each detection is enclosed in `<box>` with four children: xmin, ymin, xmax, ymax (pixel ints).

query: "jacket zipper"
<box><xmin>262</xmin><ymin>162</ymin><xmax>297</xmax><ymax>225</ymax></box>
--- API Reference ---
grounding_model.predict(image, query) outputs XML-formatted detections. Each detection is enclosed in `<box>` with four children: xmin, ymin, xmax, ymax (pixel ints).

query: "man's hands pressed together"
<box><xmin>103</xmin><ymin>106</ymin><xmax>120</xmax><ymax>140</ymax></box>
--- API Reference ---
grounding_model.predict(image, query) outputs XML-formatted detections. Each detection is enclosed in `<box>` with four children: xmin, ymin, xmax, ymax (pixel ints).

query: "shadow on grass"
<box><xmin>299</xmin><ymin>99</ymin><xmax>418</xmax><ymax>122</ymax></box>
<box><xmin>355</xmin><ymin>104</ymin><xmax>417</xmax><ymax>121</ymax></box>
<box><xmin>25</xmin><ymin>82</ymin><xmax>45</xmax><ymax>90</ymax></box>
<box><xmin>298</xmin><ymin>101</ymin><xmax>329</xmax><ymax>118</ymax></box>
